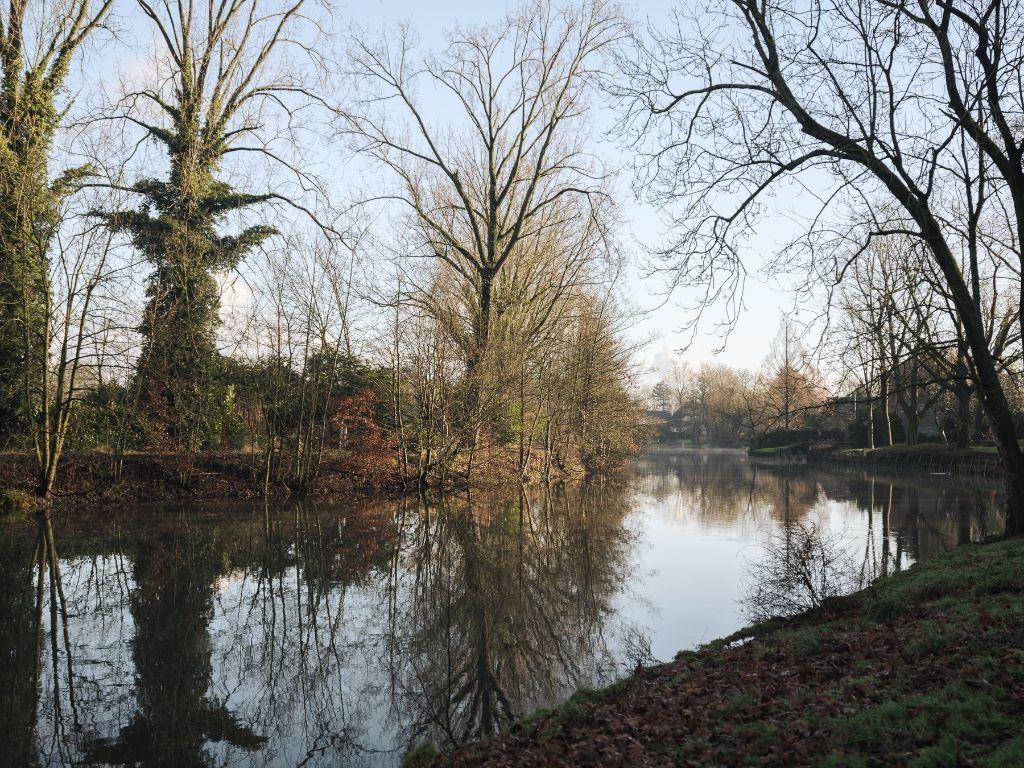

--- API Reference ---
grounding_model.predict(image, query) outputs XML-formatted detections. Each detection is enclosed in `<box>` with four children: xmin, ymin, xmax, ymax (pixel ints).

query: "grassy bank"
<box><xmin>423</xmin><ymin>536</ymin><xmax>1024</xmax><ymax>767</ymax></box>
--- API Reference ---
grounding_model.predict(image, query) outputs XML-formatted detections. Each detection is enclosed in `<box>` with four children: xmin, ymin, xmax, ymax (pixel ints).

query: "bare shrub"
<box><xmin>743</xmin><ymin>521</ymin><xmax>861</xmax><ymax>624</ymax></box>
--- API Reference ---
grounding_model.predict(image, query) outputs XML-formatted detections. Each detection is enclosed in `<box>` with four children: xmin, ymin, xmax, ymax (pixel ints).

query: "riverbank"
<box><xmin>422</xmin><ymin>535</ymin><xmax>1024</xmax><ymax>767</ymax></box>
<box><xmin>0</xmin><ymin>443</ymin><xmax>603</xmax><ymax>515</ymax></box>
<box><xmin>751</xmin><ymin>443</ymin><xmax>1004</xmax><ymax>478</ymax></box>
<box><xmin>0</xmin><ymin>450</ymin><xmax>401</xmax><ymax>513</ymax></box>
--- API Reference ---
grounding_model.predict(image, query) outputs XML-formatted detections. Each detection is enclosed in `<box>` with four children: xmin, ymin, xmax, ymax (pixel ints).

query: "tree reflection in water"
<box><xmin>0</xmin><ymin>513</ymin><xmax>78</xmax><ymax>768</ymax></box>
<box><xmin>636</xmin><ymin>452</ymin><xmax>1003</xmax><ymax>623</ymax></box>
<box><xmin>83</xmin><ymin>519</ymin><xmax>265</xmax><ymax>766</ymax></box>
<box><xmin>391</xmin><ymin>484</ymin><xmax>638</xmax><ymax>749</ymax></box>
<box><xmin>0</xmin><ymin>455</ymin><xmax>1007</xmax><ymax>767</ymax></box>
<box><xmin>636</xmin><ymin>451</ymin><xmax>1003</xmax><ymax>571</ymax></box>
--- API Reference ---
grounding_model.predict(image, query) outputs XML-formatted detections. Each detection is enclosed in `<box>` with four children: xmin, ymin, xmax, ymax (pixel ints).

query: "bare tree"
<box><xmin>30</xmin><ymin>190</ymin><xmax>135</xmax><ymax>498</ymax></box>
<box><xmin>832</xmin><ymin>221</ymin><xmax>1020</xmax><ymax>448</ymax></box>
<box><xmin>760</xmin><ymin>319</ymin><xmax>828</xmax><ymax>434</ymax></box>
<box><xmin>344</xmin><ymin>0</ymin><xmax>624</xmax><ymax>442</ymax></box>
<box><xmin>615</xmin><ymin>0</ymin><xmax>1024</xmax><ymax>533</ymax></box>
<box><xmin>233</xmin><ymin>232</ymin><xmax>362</xmax><ymax>493</ymax></box>
<box><xmin>744</xmin><ymin>520</ymin><xmax>859</xmax><ymax>623</ymax></box>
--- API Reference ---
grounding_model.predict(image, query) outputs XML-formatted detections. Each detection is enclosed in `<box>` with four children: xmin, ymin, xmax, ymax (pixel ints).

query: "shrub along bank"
<box><xmin>420</xmin><ymin>536</ymin><xmax>1024</xmax><ymax>767</ymax></box>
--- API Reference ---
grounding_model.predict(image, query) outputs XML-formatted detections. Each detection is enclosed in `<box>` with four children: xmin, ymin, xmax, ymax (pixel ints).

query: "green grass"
<box><xmin>513</xmin><ymin>683</ymin><xmax>626</xmax><ymax>738</ymax></box>
<box><xmin>752</xmin><ymin>538</ymin><xmax>1024</xmax><ymax>765</ymax></box>
<box><xmin>400</xmin><ymin>741</ymin><xmax>440</xmax><ymax>767</ymax></box>
<box><xmin>833</xmin><ymin>682</ymin><xmax>1021</xmax><ymax>767</ymax></box>
<box><xmin>0</xmin><ymin>487</ymin><xmax>40</xmax><ymax>520</ymax></box>
<box><xmin>474</xmin><ymin>536</ymin><xmax>1024</xmax><ymax>767</ymax></box>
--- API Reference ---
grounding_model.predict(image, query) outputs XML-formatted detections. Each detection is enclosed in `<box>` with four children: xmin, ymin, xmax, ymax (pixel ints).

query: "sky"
<box><xmin>348</xmin><ymin>0</ymin><xmax>800</xmax><ymax>382</ymax></box>
<box><xmin>83</xmin><ymin>0</ymin><xmax>801</xmax><ymax>381</ymax></box>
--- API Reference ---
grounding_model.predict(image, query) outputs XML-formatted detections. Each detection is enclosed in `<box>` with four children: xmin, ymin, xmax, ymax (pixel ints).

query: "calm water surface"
<box><xmin>0</xmin><ymin>450</ymin><xmax>1004</xmax><ymax>767</ymax></box>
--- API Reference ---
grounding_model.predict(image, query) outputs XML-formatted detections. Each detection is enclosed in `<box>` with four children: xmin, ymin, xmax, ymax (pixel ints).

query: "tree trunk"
<box><xmin>976</xmin><ymin>378</ymin><xmax>1024</xmax><ymax>536</ymax></box>
<box><xmin>955</xmin><ymin>368</ymin><xmax>972</xmax><ymax>450</ymax></box>
<box><xmin>879</xmin><ymin>372</ymin><xmax>893</xmax><ymax>447</ymax></box>
<box><xmin>866</xmin><ymin>384</ymin><xmax>875</xmax><ymax>450</ymax></box>
<box><xmin>905</xmin><ymin>364</ymin><xmax>920</xmax><ymax>447</ymax></box>
<box><xmin>944</xmin><ymin>290</ymin><xmax>1024</xmax><ymax>535</ymax></box>
<box><xmin>906</xmin><ymin>409</ymin><xmax>919</xmax><ymax>448</ymax></box>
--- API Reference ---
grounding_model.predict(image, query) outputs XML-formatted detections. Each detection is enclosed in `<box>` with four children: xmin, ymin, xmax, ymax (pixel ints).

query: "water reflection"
<box><xmin>84</xmin><ymin>521</ymin><xmax>265</xmax><ymax>766</ymax></box>
<box><xmin>394</xmin><ymin>487</ymin><xmax>634</xmax><ymax>747</ymax></box>
<box><xmin>0</xmin><ymin>513</ymin><xmax>74</xmax><ymax>768</ymax></box>
<box><xmin>635</xmin><ymin>451</ymin><xmax>1002</xmax><ymax>565</ymax></box>
<box><xmin>0</xmin><ymin>453</ymin><xmax>1004</xmax><ymax>767</ymax></box>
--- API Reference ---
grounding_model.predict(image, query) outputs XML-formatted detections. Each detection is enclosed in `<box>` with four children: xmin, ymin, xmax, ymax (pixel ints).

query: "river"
<box><xmin>0</xmin><ymin>450</ymin><xmax>1004</xmax><ymax>767</ymax></box>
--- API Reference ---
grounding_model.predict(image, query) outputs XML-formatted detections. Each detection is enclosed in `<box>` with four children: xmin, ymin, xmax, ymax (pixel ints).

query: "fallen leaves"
<box><xmin>428</xmin><ymin>546</ymin><xmax>1024</xmax><ymax>768</ymax></box>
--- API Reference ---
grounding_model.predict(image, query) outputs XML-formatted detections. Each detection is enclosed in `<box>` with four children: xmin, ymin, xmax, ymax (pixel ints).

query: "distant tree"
<box><xmin>230</xmin><ymin>234</ymin><xmax>366</xmax><ymax>492</ymax></box>
<box><xmin>649</xmin><ymin>381</ymin><xmax>673</xmax><ymax>412</ymax></box>
<box><xmin>667</xmin><ymin>357</ymin><xmax>689</xmax><ymax>412</ymax></box>
<box><xmin>760</xmin><ymin>321</ymin><xmax>827</xmax><ymax>434</ymax></box>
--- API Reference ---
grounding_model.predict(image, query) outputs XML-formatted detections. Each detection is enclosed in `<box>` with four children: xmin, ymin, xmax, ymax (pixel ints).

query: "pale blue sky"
<box><xmin>348</xmin><ymin>0</ymin><xmax>799</xmax><ymax>379</ymax></box>
<box><xmin>87</xmin><ymin>0</ymin><xmax>800</xmax><ymax>379</ymax></box>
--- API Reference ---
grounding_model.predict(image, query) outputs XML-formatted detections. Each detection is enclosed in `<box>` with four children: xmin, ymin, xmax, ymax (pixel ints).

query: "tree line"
<box><xmin>647</xmin><ymin>320</ymin><xmax>830</xmax><ymax>448</ymax></box>
<box><xmin>0</xmin><ymin>0</ymin><xmax>646</xmax><ymax>502</ymax></box>
<box><xmin>617</xmin><ymin>0</ymin><xmax>1024</xmax><ymax>533</ymax></box>
<box><xmin>649</xmin><ymin>295</ymin><xmax>1021</xmax><ymax>454</ymax></box>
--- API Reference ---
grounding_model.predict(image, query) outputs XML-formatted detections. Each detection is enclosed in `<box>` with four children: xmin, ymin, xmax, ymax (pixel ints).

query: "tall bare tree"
<box><xmin>615</xmin><ymin>0</ymin><xmax>1024</xmax><ymax>533</ymax></box>
<box><xmin>345</xmin><ymin>0</ymin><xmax>624</xmax><ymax>448</ymax></box>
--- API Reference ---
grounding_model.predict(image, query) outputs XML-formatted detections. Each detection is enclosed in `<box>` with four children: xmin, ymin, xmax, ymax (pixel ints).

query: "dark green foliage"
<box><xmin>66</xmin><ymin>383</ymin><xmax>149</xmax><ymax>451</ymax></box>
<box><xmin>401</xmin><ymin>741</ymin><xmax>441</xmax><ymax>767</ymax></box>
<box><xmin>0</xmin><ymin>488</ymin><xmax>31</xmax><ymax>519</ymax></box>
<box><xmin>229</xmin><ymin>351</ymin><xmax>388</xmax><ymax>443</ymax></box>
<box><xmin>227</xmin><ymin>350</ymin><xmax>393</xmax><ymax>488</ymax></box>
<box><xmin>96</xmin><ymin>150</ymin><xmax>276</xmax><ymax>450</ymax></box>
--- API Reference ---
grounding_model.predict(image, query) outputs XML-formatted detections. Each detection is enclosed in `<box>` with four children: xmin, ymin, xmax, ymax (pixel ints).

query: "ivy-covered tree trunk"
<box><xmin>110</xmin><ymin>169</ymin><xmax>272</xmax><ymax>451</ymax></box>
<box><xmin>0</xmin><ymin>79</ymin><xmax>66</xmax><ymax>448</ymax></box>
<box><xmin>0</xmin><ymin>0</ymin><xmax>114</xmax><ymax>484</ymax></box>
<box><xmin>97</xmin><ymin>0</ymin><xmax>307</xmax><ymax>453</ymax></box>
<box><xmin>0</xmin><ymin>167</ymin><xmax>48</xmax><ymax>447</ymax></box>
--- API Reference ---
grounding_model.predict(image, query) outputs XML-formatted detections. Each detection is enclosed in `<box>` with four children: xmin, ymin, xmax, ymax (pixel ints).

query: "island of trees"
<box><xmin>0</xmin><ymin>0</ymin><xmax>645</xmax><ymax>510</ymax></box>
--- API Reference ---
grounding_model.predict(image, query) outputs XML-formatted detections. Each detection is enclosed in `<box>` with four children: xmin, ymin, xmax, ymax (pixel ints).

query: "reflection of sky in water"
<box><xmin>35</xmin><ymin>556</ymin><xmax>137</xmax><ymax>764</ymax></box>
<box><xmin>13</xmin><ymin>451</ymin><xmax>1005</xmax><ymax>767</ymax></box>
<box><xmin>620</xmin><ymin>452</ymin><xmax>1004</xmax><ymax>661</ymax></box>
